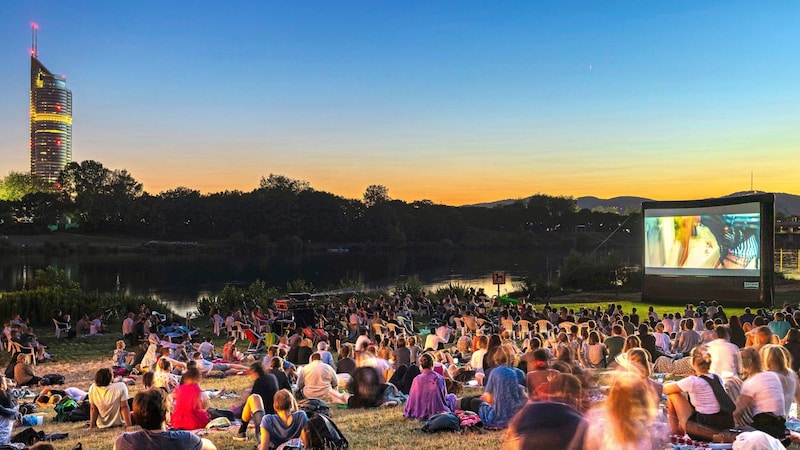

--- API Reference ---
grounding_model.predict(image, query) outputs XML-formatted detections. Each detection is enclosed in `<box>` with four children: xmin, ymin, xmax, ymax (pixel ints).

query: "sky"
<box><xmin>1</xmin><ymin>2</ymin><xmax>799</xmax><ymax>206</ymax></box>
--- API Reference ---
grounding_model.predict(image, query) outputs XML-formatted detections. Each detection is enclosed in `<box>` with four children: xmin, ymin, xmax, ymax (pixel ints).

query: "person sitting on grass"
<box><xmin>13</xmin><ymin>354</ymin><xmax>41</xmax><ymax>387</ymax></box>
<box><xmin>113</xmin><ymin>340</ymin><xmax>135</xmax><ymax>369</ymax></box>
<box><xmin>222</xmin><ymin>336</ymin><xmax>245</xmax><ymax>363</ymax></box>
<box><xmin>258</xmin><ymin>389</ymin><xmax>308</xmax><ymax>450</ymax></box>
<box><xmin>0</xmin><ymin>376</ymin><xmax>21</xmax><ymax>446</ymax></box>
<box><xmin>115</xmin><ymin>388</ymin><xmax>217</xmax><ymax>450</ymax></box>
<box><xmin>459</xmin><ymin>346</ymin><xmax>525</xmax><ymax>429</ymax></box>
<box><xmin>152</xmin><ymin>358</ymin><xmax>180</xmax><ymax>393</ymax></box>
<box><xmin>231</xmin><ymin>363</ymin><xmax>274</xmax><ymax>442</ymax></box>
<box><xmin>404</xmin><ymin>352</ymin><xmax>456</xmax><ymax>420</ymax></box>
<box><xmin>89</xmin><ymin>367</ymin><xmax>132</xmax><ymax>430</ymax></box>
<box><xmin>169</xmin><ymin>367</ymin><xmax>211</xmax><ymax>430</ymax></box>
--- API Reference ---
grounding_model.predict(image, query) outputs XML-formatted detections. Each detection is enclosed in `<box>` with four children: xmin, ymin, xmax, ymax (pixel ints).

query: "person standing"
<box><xmin>122</xmin><ymin>313</ymin><xmax>136</xmax><ymax>347</ymax></box>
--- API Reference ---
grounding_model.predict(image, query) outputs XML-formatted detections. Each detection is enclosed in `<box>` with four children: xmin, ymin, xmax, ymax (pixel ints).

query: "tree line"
<box><xmin>0</xmin><ymin>160</ymin><xmax>640</xmax><ymax>249</ymax></box>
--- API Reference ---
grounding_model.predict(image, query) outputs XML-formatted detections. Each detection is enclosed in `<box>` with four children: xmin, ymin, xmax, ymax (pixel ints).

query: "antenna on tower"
<box><xmin>31</xmin><ymin>23</ymin><xmax>38</xmax><ymax>57</ymax></box>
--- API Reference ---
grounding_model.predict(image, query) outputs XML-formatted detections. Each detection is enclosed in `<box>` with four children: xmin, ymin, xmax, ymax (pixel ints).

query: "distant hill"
<box><xmin>464</xmin><ymin>192</ymin><xmax>800</xmax><ymax>216</ymax></box>
<box><xmin>575</xmin><ymin>196</ymin><xmax>652</xmax><ymax>213</ymax></box>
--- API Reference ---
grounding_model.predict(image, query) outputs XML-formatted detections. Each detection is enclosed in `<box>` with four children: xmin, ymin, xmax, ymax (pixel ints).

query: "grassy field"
<box><xmin>5</xmin><ymin>325</ymin><xmax>505</xmax><ymax>450</ymax></box>
<box><xmin>8</xmin><ymin>286</ymin><xmax>800</xmax><ymax>450</ymax></box>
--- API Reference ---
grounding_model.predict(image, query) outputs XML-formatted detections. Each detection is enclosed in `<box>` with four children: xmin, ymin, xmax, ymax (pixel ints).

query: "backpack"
<box><xmin>54</xmin><ymin>398</ymin><xmax>79</xmax><ymax>422</ymax></box>
<box><xmin>18</xmin><ymin>402</ymin><xmax>37</xmax><ymax>416</ymax></box>
<box><xmin>299</xmin><ymin>398</ymin><xmax>330</xmax><ymax>417</ymax></box>
<box><xmin>421</xmin><ymin>412</ymin><xmax>461</xmax><ymax>433</ymax></box>
<box><xmin>67</xmin><ymin>399</ymin><xmax>91</xmax><ymax>422</ymax></box>
<box><xmin>699</xmin><ymin>374</ymin><xmax>736</xmax><ymax>414</ymax></box>
<box><xmin>304</xmin><ymin>413</ymin><xmax>349</xmax><ymax>450</ymax></box>
<box><xmin>40</xmin><ymin>373</ymin><xmax>65</xmax><ymax>386</ymax></box>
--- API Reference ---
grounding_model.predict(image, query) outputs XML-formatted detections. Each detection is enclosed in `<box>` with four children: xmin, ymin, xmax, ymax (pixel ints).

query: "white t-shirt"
<box><xmin>471</xmin><ymin>349</ymin><xmax>487</xmax><ymax>371</ymax></box>
<box><xmin>88</xmin><ymin>382</ymin><xmax>129</xmax><ymax>429</ymax></box>
<box><xmin>424</xmin><ymin>334</ymin><xmax>446</xmax><ymax>352</ymax></box>
<box><xmin>707</xmin><ymin>339</ymin><xmax>740</xmax><ymax>379</ymax></box>
<box><xmin>740</xmin><ymin>371</ymin><xmax>785</xmax><ymax>417</ymax></box>
<box><xmin>774</xmin><ymin>370</ymin><xmax>798</xmax><ymax>416</ymax></box>
<box><xmin>676</xmin><ymin>374</ymin><xmax>722</xmax><ymax>414</ymax></box>
<box><xmin>197</xmin><ymin>342</ymin><xmax>214</xmax><ymax>357</ymax></box>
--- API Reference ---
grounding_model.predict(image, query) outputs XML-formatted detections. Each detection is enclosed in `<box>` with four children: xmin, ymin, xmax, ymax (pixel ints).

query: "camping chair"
<box><xmin>53</xmin><ymin>319</ymin><xmax>71</xmax><ymax>339</ymax></box>
<box><xmin>244</xmin><ymin>328</ymin><xmax>265</xmax><ymax>353</ymax></box>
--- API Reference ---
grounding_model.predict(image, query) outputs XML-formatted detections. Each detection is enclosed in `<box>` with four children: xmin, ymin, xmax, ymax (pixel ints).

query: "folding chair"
<box><xmin>244</xmin><ymin>328</ymin><xmax>265</xmax><ymax>353</ymax></box>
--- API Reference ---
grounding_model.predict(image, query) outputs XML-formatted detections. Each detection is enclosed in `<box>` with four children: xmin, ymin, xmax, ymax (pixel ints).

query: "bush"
<box><xmin>431</xmin><ymin>282</ymin><xmax>471</xmax><ymax>301</ymax></box>
<box><xmin>394</xmin><ymin>275</ymin><xmax>425</xmax><ymax>298</ymax></box>
<box><xmin>0</xmin><ymin>289</ymin><xmax>171</xmax><ymax>327</ymax></box>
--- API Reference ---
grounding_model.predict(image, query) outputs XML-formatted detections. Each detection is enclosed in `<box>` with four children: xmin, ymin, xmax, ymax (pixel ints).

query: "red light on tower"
<box><xmin>31</xmin><ymin>23</ymin><xmax>39</xmax><ymax>30</ymax></box>
<box><xmin>55</xmin><ymin>104</ymin><xmax>62</xmax><ymax>111</ymax></box>
<box><xmin>55</xmin><ymin>139</ymin><xmax>61</xmax><ymax>146</ymax></box>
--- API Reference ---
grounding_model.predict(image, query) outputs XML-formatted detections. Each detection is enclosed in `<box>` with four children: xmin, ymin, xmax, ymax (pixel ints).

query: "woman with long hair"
<box><xmin>761</xmin><ymin>344</ymin><xmax>800</xmax><ymax>417</ymax></box>
<box><xmin>581</xmin><ymin>370</ymin><xmax>668</xmax><ymax>449</ymax></box>
<box><xmin>725</xmin><ymin>346</ymin><xmax>759</xmax><ymax>428</ymax></box>
<box><xmin>579</xmin><ymin>331</ymin><xmax>607</xmax><ymax>369</ymax></box>
<box><xmin>728</xmin><ymin>316</ymin><xmax>746</xmax><ymax>348</ymax></box>
<box><xmin>783</xmin><ymin>328</ymin><xmax>800</xmax><ymax>372</ymax></box>
<box><xmin>663</xmin><ymin>344</ymin><xmax>734</xmax><ymax>441</ymax></box>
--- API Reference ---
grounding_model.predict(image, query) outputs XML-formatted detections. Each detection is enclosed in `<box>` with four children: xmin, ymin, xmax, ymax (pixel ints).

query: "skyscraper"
<box><xmin>30</xmin><ymin>24</ymin><xmax>72</xmax><ymax>184</ymax></box>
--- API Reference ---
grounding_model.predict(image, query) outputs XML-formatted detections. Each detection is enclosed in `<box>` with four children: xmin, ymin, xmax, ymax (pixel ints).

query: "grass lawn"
<box><xmin>6</xmin><ymin>284</ymin><xmax>800</xmax><ymax>449</ymax></box>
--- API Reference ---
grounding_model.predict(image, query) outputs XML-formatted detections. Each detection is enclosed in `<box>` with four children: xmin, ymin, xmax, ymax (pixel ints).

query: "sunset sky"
<box><xmin>1</xmin><ymin>2</ymin><xmax>799</xmax><ymax>205</ymax></box>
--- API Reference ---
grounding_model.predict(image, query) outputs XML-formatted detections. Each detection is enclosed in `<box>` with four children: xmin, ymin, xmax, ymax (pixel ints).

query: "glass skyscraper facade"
<box><xmin>30</xmin><ymin>55</ymin><xmax>72</xmax><ymax>184</ymax></box>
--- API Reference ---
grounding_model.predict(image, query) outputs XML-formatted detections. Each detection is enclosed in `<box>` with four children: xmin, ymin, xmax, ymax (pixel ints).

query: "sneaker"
<box><xmin>233</xmin><ymin>433</ymin><xmax>247</xmax><ymax>441</ymax></box>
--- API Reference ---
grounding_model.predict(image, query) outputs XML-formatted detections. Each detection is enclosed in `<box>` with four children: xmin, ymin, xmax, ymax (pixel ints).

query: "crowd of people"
<box><xmin>3</xmin><ymin>294</ymin><xmax>800</xmax><ymax>449</ymax></box>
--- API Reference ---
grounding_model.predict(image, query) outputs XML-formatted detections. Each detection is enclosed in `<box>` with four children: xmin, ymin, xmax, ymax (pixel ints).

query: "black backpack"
<box><xmin>421</xmin><ymin>412</ymin><xmax>461</xmax><ymax>433</ymax></box>
<box><xmin>699</xmin><ymin>374</ymin><xmax>736</xmax><ymax>414</ymax></box>
<box><xmin>299</xmin><ymin>398</ymin><xmax>330</xmax><ymax>417</ymax></box>
<box><xmin>40</xmin><ymin>373</ymin><xmax>65</xmax><ymax>386</ymax></box>
<box><xmin>67</xmin><ymin>399</ymin><xmax>91</xmax><ymax>422</ymax></box>
<box><xmin>304</xmin><ymin>413</ymin><xmax>348</xmax><ymax>450</ymax></box>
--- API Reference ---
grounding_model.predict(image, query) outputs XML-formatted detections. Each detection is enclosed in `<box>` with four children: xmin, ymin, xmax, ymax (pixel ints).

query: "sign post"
<box><xmin>492</xmin><ymin>271</ymin><xmax>506</xmax><ymax>298</ymax></box>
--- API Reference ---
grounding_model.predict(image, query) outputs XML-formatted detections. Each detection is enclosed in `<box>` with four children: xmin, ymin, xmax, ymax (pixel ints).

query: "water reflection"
<box><xmin>0</xmin><ymin>249</ymin><xmax>615</xmax><ymax>316</ymax></box>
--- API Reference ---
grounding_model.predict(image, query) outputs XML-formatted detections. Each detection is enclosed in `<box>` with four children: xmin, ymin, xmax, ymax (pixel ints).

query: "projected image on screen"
<box><xmin>644</xmin><ymin>206</ymin><xmax>760</xmax><ymax>277</ymax></box>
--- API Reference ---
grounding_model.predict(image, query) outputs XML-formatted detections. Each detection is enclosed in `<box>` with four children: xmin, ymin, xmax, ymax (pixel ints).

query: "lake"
<box><xmin>0</xmin><ymin>249</ymin><xmax>619</xmax><ymax>315</ymax></box>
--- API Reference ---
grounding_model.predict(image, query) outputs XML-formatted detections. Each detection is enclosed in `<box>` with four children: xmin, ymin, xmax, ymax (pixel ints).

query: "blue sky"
<box><xmin>1</xmin><ymin>1</ymin><xmax>799</xmax><ymax>204</ymax></box>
